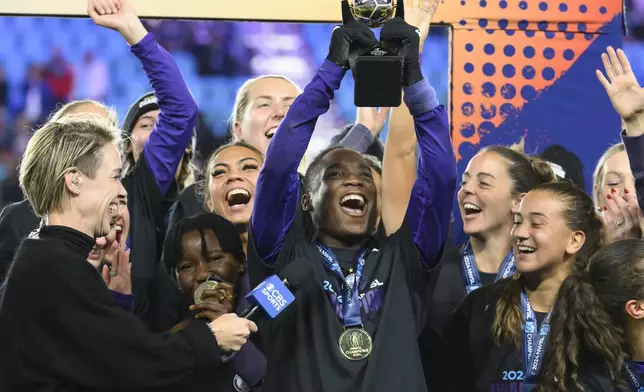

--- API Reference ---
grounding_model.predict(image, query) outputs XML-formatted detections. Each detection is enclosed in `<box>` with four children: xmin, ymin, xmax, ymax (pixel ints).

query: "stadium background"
<box><xmin>0</xmin><ymin>0</ymin><xmax>640</xmax><ymax>214</ymax></box>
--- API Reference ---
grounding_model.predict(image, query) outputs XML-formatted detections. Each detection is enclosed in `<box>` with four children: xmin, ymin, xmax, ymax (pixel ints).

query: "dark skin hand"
<box><xmin>170</xmin><ymin>229</ymin><xmax>243</xmax><ymax>332</ymax></box>
<box><xmin>190</xmin><ymin>288</ymin><xmax>236</xmax><ymax>322</ymax></box>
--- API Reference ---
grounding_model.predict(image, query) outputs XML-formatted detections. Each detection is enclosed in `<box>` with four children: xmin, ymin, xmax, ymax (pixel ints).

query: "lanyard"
<box><xmin>522</xmin><ymin>291</ymin><xmax>552</xmax><ymax>383</ymax></box>
<box><xmin>460</xmin><ymin>241</ymin><xmax>516</xmax><ymax>294</ymax></box>
<box><xmin>316</xmin><ymin>243</ymin><xmax>368</xmax><ymax>328</ymax></box>
<box><xmin>624</xmin><ymin>361</ymin><xmax>644</xmax><ymax>391</ymax></box>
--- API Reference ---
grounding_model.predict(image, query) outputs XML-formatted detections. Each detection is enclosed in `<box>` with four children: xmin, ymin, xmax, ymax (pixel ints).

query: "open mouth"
<box><xmin>265</xmin><ymin>126</ymin><xmax>278</xmax><ymax>140</ymax></box>
<box><xmin>226</xmin><ymin>188</ymin><xmax>252</xmax><ymax>210</ymax></box>
<box><xmin>463</xmin><ymin>202</ymin><xmax>482</xmax><ymax>216</ymax></box>
<box><xmin>339</xmin><ymin>193</ymin><xmax>366</xmax><ymax>216</ymax></box>
<box><xmin>110</xmin><ymin>220</ymin><xmax>124</xmax><ymax>244</ymax></box>
<box><xmin>517</xmin><ymin>245</ymin><xmax>537</xmax><ymax>255</ymax></box>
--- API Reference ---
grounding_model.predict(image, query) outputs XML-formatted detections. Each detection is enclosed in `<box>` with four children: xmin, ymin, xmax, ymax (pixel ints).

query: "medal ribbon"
<box><xmin>522</xmin><ymin>291</ymin><xmax>552</xmax><ymax>384</ymax></box>
<box><xmin>317</xmin><ymin>242</ymin><xmax>368</xmax><ymax>328</ymax></box>
<box><xmin>623</xmin><ymin>361</ymin><xmax>644</xmax><ymax>391</ymax></box>
<box><xmin>460</xmin><ymin>241</ymin><xmax>516</xmax><ymax>294</ymax></box>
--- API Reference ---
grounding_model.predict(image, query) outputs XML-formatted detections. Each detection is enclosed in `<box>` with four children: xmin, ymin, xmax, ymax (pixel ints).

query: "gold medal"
<box><xmin>338</xmin><ymin>328</ymin><xmax>372</xmax><ymax>361</ymax></box>
<box><xmin>193</xmin><ymin>280</ymin><xmax>219</xmax><ymax>304</ymax></box>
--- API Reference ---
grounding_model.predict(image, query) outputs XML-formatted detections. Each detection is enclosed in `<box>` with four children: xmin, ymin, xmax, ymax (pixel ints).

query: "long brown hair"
<box><xmin>536</xmin><ymin>240</ymin><xmax>644</xmax><ymax>392</ymax></box>
<box><xmin>491</xmin><ymin>182</ymin><xmax>604</xmax><ymax>347</ymax></box>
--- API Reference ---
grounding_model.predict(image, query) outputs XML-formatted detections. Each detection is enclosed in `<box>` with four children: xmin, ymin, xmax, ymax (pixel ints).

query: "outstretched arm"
<box><xmin>402</xmin><ymin>82</ymin><xmax>455</xmax><ymax>269</ymax></box>
<box><xmin>597</xmin><ymin>47</ymin><xmax>644</xmax><ymax>238</ymax></box>
<box><xmin>251</xmin><ymin>16</ymin><xmax>380</xmax><ymax>266</ymax></box>
<box><xmin>381</xmin><ymin>0</ymin><xmax>442</xmax><ymax>235</ymax></box>
<box><xmin>90</xmin><ymin>0</ymin><xmax>198</xmax><ymax>196</ymax></box>
<box><xmin>251</xmin><ymin>61</ymin><xmax>346</xmax><ymax>265</ymax></box>
<box><xmin>380</xmin><ymin>2</ymin><xmax>456</xmax><ymax>269</ymax></box>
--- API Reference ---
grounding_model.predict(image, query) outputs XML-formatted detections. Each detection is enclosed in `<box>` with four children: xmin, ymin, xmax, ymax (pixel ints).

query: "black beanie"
<box><xmin>122</xmin><ymin>92</ymin><xmax>159</xmax><ymax>134</ymax></box>
<box><xmin>541</xmin><ymin>144</ymin><xmax>585</xmax><ymax>189</ymax></box>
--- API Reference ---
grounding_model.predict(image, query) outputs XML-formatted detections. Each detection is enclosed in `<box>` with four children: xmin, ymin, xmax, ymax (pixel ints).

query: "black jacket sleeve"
<box><xmin>17</xmin><ymin>255</ymin><xmax>223</xmax><ymax>389</ymax></box>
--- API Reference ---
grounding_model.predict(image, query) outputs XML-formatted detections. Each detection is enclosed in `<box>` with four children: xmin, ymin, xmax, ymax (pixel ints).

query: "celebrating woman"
<box><xmin>248</xmin><ymin>6</ymin><xmax>456</xmax><ymax>391</ymax></box>
<box><xmin>421</xmin><ymin>146</ymin><xmax>555</xmax><ymax>383</ymax></box>
<box><xmin>595</xmin><ymin>47</ymin><xmax>644</xmax><ymax>243</ymax></box>
<box><xmin>0</xmin><ymin>115</ymin><xmax>255</xmax><ymax>391</ymax></box>
<box><xmin>162</xmin><ymin>213</ymin><xmax>266</xmax><ymax>391</ymax></box>
<box><xmin>436</xmin><ymin>182</ymin><xmax>603</xmax><ymax>391</ymax></box>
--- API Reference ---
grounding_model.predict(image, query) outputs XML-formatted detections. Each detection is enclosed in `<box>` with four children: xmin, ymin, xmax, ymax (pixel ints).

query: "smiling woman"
<box><xmin>437</xmin><ymin>181</ymin><xmax>603</xmax><ymax>392</ymax></box>
<box><xmin>231</xmin><ymin>75</ymin><xmax>302</xmax><ymax>155</ymax></box>
<box><xmin>203</xmin><ymin>141</ymin><xmax>265</xmax><ymax>254</ymax></box>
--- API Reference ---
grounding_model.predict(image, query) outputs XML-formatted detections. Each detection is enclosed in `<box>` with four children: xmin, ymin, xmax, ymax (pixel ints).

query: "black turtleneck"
<box><xmin>0</xmin><ymin>225</ymin><xmax>222</xmax><ymax>392</ymax></box>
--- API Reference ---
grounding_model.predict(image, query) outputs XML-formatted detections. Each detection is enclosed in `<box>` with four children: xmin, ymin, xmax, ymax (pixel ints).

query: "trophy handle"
<box><xmin>341</xmin><ymin>0</ymin><xmax>354</xmax><ymax>24</ymax></box>
<box><xmin>395</xmin><ymin>0</ymin><xmax>405</xmax><ymax>19</ymax></box>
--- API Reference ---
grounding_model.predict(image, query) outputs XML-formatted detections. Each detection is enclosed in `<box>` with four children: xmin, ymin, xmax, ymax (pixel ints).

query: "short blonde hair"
<box><xmin>49</xmin><ymin>100</ymin><xmax>118</xmax><ymax>127</ymax></box>
<box><xmin>19</xmin><ymin>115</ymin><xmax>121</xmax><ymax>217</ymax></box>
<box><xmin>230</xmin><ymin>75</ymin><xmax>301</xmax><ymax>141</ymax></box>
<box><xmin>592</xmin><ymin>143</ymin><xmax>625</xmax><ymax>208</ymax></box>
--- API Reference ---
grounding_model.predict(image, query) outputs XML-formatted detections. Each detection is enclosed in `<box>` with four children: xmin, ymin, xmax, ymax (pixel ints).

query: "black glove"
<box><xmin>327</xmin><ymin>3</ymin><xmax>379</xmax><ymax>69</ymax></box>
<box><xmin>380</xmin><ymin>17</ymin><xmax>423</xmax><ymax>86</ymax></box>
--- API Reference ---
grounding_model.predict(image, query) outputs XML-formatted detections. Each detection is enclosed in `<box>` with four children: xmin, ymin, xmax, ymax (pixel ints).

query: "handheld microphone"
<box><xmin>221</xmin><ymin>260</ymin><xmax>313</xmax><ymax>364</ymax></box>
<box><xmin>239</xmin><ymin>259</ymin><xmax>312</xmax><ymax>322</ymax></box>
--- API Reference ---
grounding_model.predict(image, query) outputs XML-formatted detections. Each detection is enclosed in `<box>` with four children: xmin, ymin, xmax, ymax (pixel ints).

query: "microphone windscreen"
<box><xmin>245</xmin><ymin>276</ymin><xmax>295</xmax><ymax>319</ymax></box>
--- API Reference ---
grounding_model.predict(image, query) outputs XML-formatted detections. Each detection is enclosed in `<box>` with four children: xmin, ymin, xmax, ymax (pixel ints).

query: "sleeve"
<box><xmin>29</xmin><ymin>271</ymin><xmax>223</xmax><ymax>389</ymax></box>
<box><xmin>401</xmin><ymin>79</ymin><xmax>457</xmax><ymax>270</ymax></box>
<box><xmin>335</xmin><ymin>124</ymin><xmax>375</xmax><ymax>153</ymax></box>
<box><xmin>131</xmin><ymin>33</ymin><xmax>199</xmax><ymax>196</ymax></box>
<box><xmin>0</xmin><ymin>201</ymin><xmax>40</xmax><ymax>281</ymax></box>
<box><xmin>621</xmin><ymin>130</ymin><xmax>644</xmax><ymax>210</ymax></box>
<box><xmin>250</xmin><ymin>60</ymin><xmax>346</xmax><ymax>267</ymax></box>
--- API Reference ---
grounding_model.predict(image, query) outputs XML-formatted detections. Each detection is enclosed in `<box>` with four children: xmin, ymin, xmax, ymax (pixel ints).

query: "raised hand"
<box><xmin>327</xmin><ymin>1</ymin><xmax>379</xmax><ymax>68</ymax></box>
<box><xmin>380</xmin><ymin>15</ymin><xmax>422</xmax><ymax>86</ymax></box>
<box><xmin>101</xmin><ymin>247</ymin><xmax>132</xmax><ymax>295</ymax></box>
<box><xmin>191</xmin><ymin>301</ymin><xmax>230</xmax><ymax>323</ymax></box>
<box><xmin>602</xmin><ymin>188</ymin><xmax>643</xmax><ymax>243</ymax></box>
<box><xmin>596</xmin><ymin>47</ymin><xmax>644</xmax><ymax>124</ymax></box>
<box><xmin>404</xmin><ymin>0</ymin><xmax>441</xmax><ymax>53</ymax></box>
<box><xmin>87</xmin><ymin>0</ymin><xmax>147</xmax><ymax>45</ymax></box>
<box><xmin>356</xmin><ymin>106</ymin><xmax>391</xmax><ymax>136</ymax></box>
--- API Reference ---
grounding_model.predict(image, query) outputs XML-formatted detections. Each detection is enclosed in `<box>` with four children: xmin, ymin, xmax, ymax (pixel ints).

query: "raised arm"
<box><xmin>251</xmin><ymin>61</ymin><xmax>346</xmax><ymax>264</ymax></box>
<box><xmin>597</xmin><ymin>47</ymin><xmax>644</xmax><ymax>239</ymax></box>
<box><xmin>380</xmin><ymin>4</ymin><xmax>456</xmax><ymax>269</ymax></box>
<box><xmin>381</xmin><ymin>0</ymin><xmax>441</xmax><ymax>235</ymax></box>
<box><xmin>335</xmin><ymin>107</ymin><xmax>390</xmax><ymax>153</ymax></box>
<box><xmin>90</xmin><ymin>0</ymin><xmax>198</xmax><ymax>196</ymax></box>
<box><xmin>402</xmin><ymin>83</ymin><xmax>455</xmax><ymax>269</ymax></box>
<box><xmin>251</xmin><ymin>18</ymin><xmax>379</xmax><ymax>265</ymax></box>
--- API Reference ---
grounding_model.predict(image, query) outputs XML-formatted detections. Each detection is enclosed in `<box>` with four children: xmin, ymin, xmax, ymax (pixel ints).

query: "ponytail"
<box><xmin>481</xmin><ymin>145</ymin><xmax>555</xmax><ymax>197</ymax></box>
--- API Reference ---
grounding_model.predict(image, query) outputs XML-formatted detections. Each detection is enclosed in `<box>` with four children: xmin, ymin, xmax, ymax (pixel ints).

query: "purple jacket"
<box><xmin>251</xmin><ymin>59</ymin><xmax>456</xmax><ymax>269</ymax></box>
<box><xmin>131</xmin><ymin>33</ymin><xmax>198</xmax><ymax>195</ymax></box>
<box><xmin>622</xmin><ymin>130</ymin><xmax>644</xmax><ymax>210</ymax></box>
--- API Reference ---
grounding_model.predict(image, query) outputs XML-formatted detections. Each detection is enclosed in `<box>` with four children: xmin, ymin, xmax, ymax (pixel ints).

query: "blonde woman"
<box><xmin>0</xmin><ymin>99</ymin><xmax>116</xmax><ymax>282</ymax></box>
<box><xmin>0</xmin><ymin>113</ymin><xmax>255</xmax><ymax>391</ymax></box>
<box><xmin>595</xmin><ymin>47</ymin><xmax>644</xmax><ymax>243</ymax></box>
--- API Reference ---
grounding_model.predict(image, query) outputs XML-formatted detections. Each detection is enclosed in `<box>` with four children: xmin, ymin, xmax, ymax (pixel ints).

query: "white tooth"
<box><xmin>341</xmin><ymin>194</ymin><xmax>365</xmax><ymax>204</ymax></box>
<box><xmin>227</xmin><ymin>189</ymin><xmax>250</xmax><ymax>199</ymax></box>
<box><xmin>463</xmin><ymin>202</ymin><xmax>482</xmax><ymax>211</ymax></box>
<box><xmin>115</xmin><ymin>225</ymin><xmax>123</xmax><ymax>232</ymax></box>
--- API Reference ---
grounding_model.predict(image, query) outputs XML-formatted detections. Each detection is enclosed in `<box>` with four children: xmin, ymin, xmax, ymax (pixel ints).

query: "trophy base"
<box><xmin>353</xmin><ymin>46</ymin><xmax>403</xmax><ymax>107</ymax></box>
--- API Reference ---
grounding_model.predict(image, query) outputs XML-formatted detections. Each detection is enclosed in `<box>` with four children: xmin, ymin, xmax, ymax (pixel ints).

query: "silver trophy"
<box><xmin>348</xmin><ymin>0</ymin><xmax>397</xmax><ymax>28</ymax></box>
<box><xmin>343</xmin><ymin>0</ymin><xmax>404</xmax><ymax>107</ymax></box>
